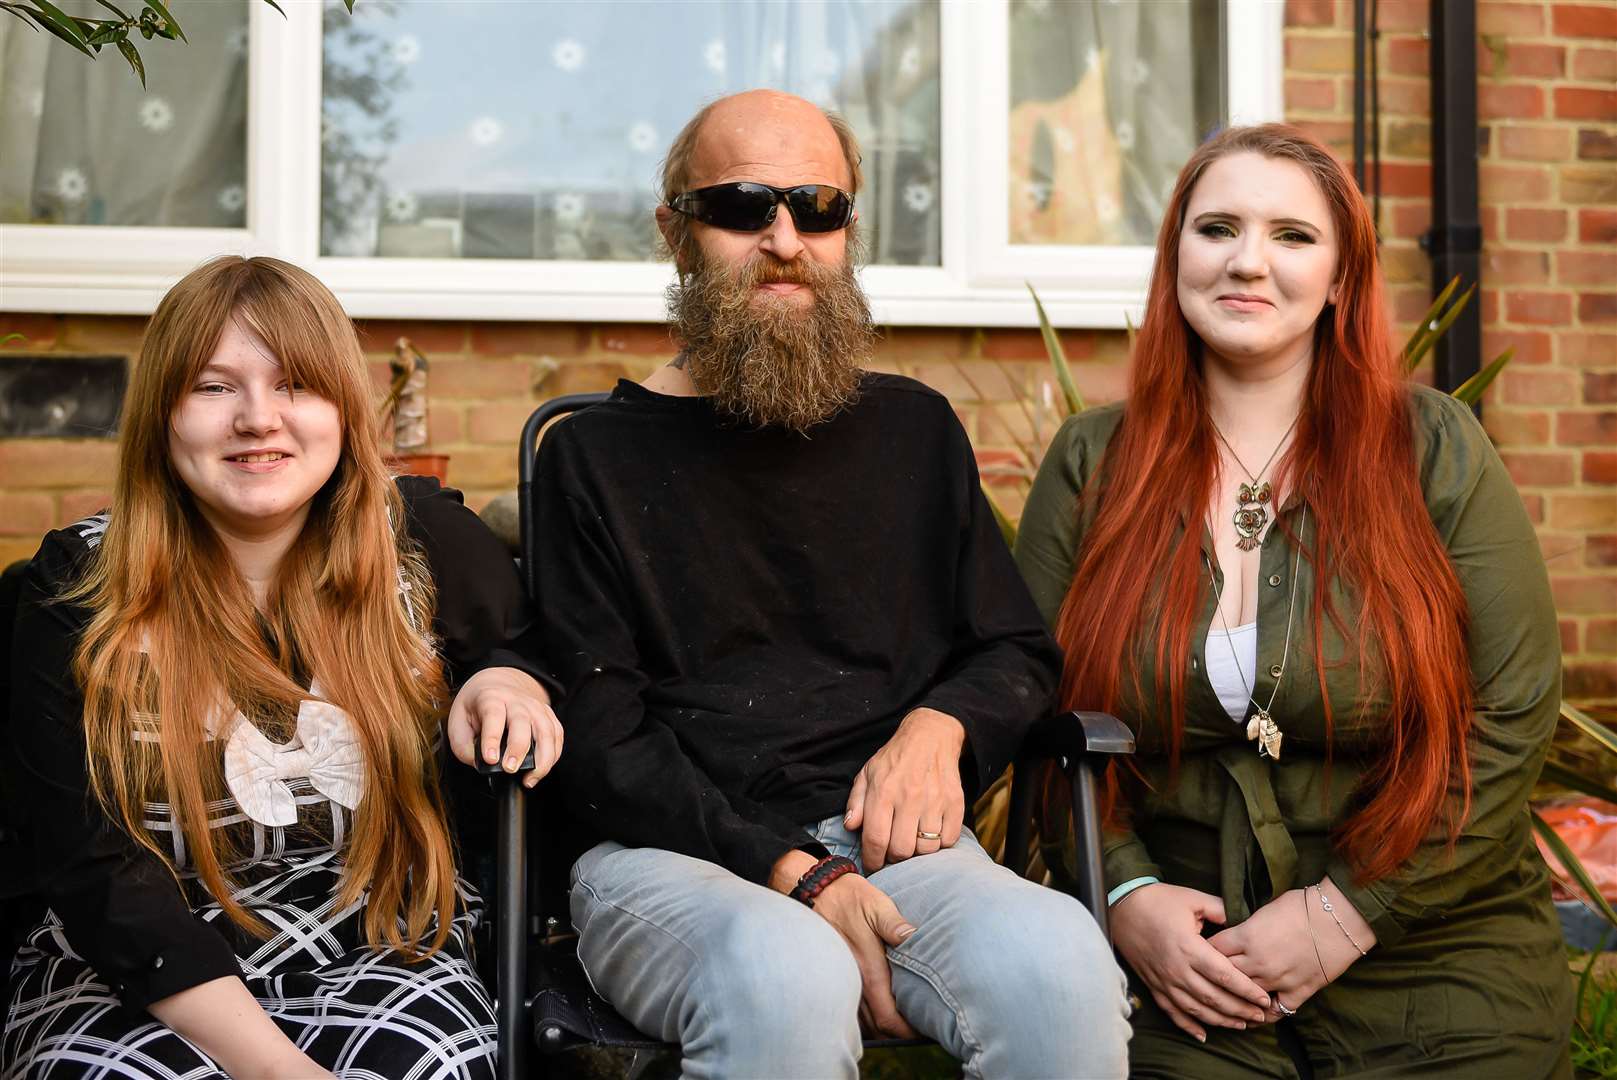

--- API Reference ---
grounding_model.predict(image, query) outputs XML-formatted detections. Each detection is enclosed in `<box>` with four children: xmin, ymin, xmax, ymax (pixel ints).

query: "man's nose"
<box><xmin>758</xmin><ymin>204</ymin><xmax>805</xmax><ymax>262</ymax></box>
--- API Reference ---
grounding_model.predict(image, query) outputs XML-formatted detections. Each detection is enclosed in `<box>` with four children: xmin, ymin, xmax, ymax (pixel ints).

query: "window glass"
<box><xmin>1007</xmin><ymin>0</ymin><xmax>1222</xmax><ymax>246</ymax></box>
<box><xmin>320</xmin><ymin>0</ymin><xmax>941</xmax><ymax>265</ymax></box>
<box><xmin>0</xmin><ymin>0</ymin><xmax>249</xmax><ymax>227</ymax></box>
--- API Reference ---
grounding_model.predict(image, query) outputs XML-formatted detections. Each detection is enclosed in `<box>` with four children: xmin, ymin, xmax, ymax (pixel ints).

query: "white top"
<box><xmin>1205</xmin><ymin>620</ymin><xmax>1258</xmax><ymax>724</ymax></box>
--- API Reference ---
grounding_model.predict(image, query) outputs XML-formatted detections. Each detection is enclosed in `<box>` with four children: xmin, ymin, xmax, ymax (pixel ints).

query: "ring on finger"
<box><xmin>916</xmin><ymin>829</ymin><xmax>942</xmax><ymax>841</ymax></box>
<box><xmin>1271</xmin><ymin>993</ymin><xmax>1296</xmax><ymax>1018</ymax></box>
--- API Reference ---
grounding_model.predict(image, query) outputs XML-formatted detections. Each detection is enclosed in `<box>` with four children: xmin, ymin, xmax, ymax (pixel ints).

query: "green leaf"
<box><xmin>1404</xmin><ymin>282</ymin><xmax>1477</xmax><ymax>374</ymax></box>
<box><xmin>1542</xmin><ymin>761</ymin><xmax>1617</xmax><ymax>807</ymax></box>
<box><xmin>95</xmin><ymin>0</ymin><xmax>132</xmax><ymax>19</ymax></box>
<box><xmin>86</xmin><ymin>21</ymin><xmax>127</xmax><ymax>46</ymax></box>
<box><xmin>0</xmin><ymin>332</ymin><xmax>24</xmax><ymax>346</ymax></box>
<box><xmin>1402</xmin><ymin>275</ymin><xmax>1463</xmax><ymax>372</ymax></box>
<box><xmin>262</xmin><ymin>0</ymin><xmax>285</xmax><ymax>15</ymax></box>
<box><xmin>23</xmin><ymin>2</ymin><xmax>96</xmax><ymax>56</ymax></box>
<box><xmin>341</xmin><ymin>0</ymin><xmax>355</xmax><ymax>11</ymax></box>
<box><xmin>140</xmin><ymin>0</ymin><xmax>184</xmax><ymax>40</ymax></box>
<box><xmin>1566</xmin><ymin>701</ymin><xmax>1617</xmax><ymax>757</ymax></box>
<box><xmin>1451</xmin><ymin>346</ymin><xmax>1513</xmax><ymax>405</ymax></box>
<box><xmin>1027</xmin><ymin>283</ymin><xmax>1085</xmax><ymax>416</ymax></box>
<box><xmin>1533</xmin><ymin>809</ymin><xmax>1617</xmax><ymax>928</ymax></box>
<box><xmin>117</xmin><ymin>37</ymin><xmax>145</xmax><ymax>87</ymax></box>
<box><xmin>984</xmin><ymin>486</ymin><xmax>1017</xmax><ymax>551</ymax></box>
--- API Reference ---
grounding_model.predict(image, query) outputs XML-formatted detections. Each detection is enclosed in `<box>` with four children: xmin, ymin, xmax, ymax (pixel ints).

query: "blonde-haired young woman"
<box><xmin>3</xmin><ymin>256</ymin><xmax>561</xmax><ymax>1078</ymax></box>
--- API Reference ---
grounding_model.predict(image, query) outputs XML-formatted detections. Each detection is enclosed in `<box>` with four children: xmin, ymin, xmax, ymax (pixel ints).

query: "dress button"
<box><xmin>1191</xmin><ymin>656</ymin><xmax>1200</xmax><ymax>670</ymax></box>
<box><xmin>152</xmin><ymin>955</ymin><xmax>164</xmax><ymax>970</ymax></box>
<box><xmin>1270</xmin><ymin>664</ymin><xmax>1283</xmax><ymax>678</ymax></box>
<box><xmin>1268</xmin><ymin>574</ymin><xmax>1282</xmax><ymax>587</ymax></box>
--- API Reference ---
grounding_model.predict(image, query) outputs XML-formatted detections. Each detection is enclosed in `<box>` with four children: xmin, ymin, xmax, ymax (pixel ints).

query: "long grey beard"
<box><xmin>667</xmin><ymin>252</ymin><xmax>877</xmax><ymax>434</ymax></box>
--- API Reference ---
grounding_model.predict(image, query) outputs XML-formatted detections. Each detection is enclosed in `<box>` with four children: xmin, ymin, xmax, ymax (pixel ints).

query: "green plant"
<box><xmin>0</xmin><ymin>0</ymin><xmax>354</xmax><ymax>87</ymax></box>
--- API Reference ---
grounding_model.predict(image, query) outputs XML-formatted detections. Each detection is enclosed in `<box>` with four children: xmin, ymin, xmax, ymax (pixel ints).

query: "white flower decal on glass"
<box><xmin>627</xmin><ymin>122</ymin><xmax>658</xmax><ymax>153</ymax></box>
<box><xmin>552</xmin><ymin>38</ymin><xmax>586</xmax><ymax>72</ymax></box>
<box><xmin>391</xmin><ymin>34</ymin><xmax>421</xmax><ymax>65</ymax></box>
<box><xmin>218</xmin><ymin>184</ymin><xmax>246</xmax><ymax>213</ymax></box>
<box><xmin>138</xmin><ymin>97</ymin><xmax>173</xmax><ymax>133</ymax></box>
<box><xmin>1115</xmin><ymin>120</ymin><xmax>1136</xmax><ymax>151</ymax></box>
<box><xmin>703</xmin><ymin>39</ymin><xmax>726</xmax><ymax>74</ymax></box>
<box><xmin>385</xmin><ymin>190</ymin><xmax>418</xmax><ymax>222</ymax></box>
<box><xmin>554</xmin><ymin>193</ymin><xmax>585</xmax><ymax>225</ymax></box>
<box><xmin>899</xmin><ymin>43</ymin><xmax>922</xmax><ymax>77</ymax></box>
<box><xmin>55</xmin><ymin>168</ymin><xmax>88</xmax><ymax>204</ymax></box>
<box><xmin>902</xmin><ymin>182</ymin><xmax>934</xmax><ymax>214</ymax></box>
<box><xmin>469</xmin><ymin>116</ymin><xmax>503</xmax><ymax>146</ymax></box>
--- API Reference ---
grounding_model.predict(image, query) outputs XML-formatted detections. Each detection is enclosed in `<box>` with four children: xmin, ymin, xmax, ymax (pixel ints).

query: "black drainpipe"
<box><xmin>1422</xmin><ymin>0</ymin><xmax>1483</xmax><ymax>403</ymax></box>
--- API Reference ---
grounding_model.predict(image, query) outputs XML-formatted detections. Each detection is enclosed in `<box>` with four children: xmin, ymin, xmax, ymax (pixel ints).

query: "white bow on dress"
<box><xmin>220</xmin><ymin>684</ymin><xmax>365</xmax><ymax>827</ymax></box>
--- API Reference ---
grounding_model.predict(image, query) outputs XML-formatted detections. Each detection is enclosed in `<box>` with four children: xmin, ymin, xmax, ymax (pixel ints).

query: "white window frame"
<box><xmin>0</xmin><ymin>0</ymin><xmax>1282</xmax><ymax>328</ymax></box>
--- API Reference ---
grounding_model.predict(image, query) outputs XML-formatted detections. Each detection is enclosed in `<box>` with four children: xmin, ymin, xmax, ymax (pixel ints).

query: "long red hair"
<box><xmin>1054</xmin><ymin>125</ymin><xmax>1472</xmax><ymax>884</ymax></box>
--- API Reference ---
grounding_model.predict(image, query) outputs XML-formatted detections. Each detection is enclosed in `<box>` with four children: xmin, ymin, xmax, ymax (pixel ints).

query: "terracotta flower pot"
<box><xmin>384</xmin><ymin>452</ymin><xmax>450</xmax><ymax>482</ymax></box>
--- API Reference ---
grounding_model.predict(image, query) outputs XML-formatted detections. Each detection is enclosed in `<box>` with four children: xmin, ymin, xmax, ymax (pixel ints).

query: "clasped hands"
<box><xmin>1111</xmin><ymin>878</ymin><xmax>1376</xmax><ymax>1043</ymax></box>
<box><xmin>445</xmin><ymin>665</ymin><xmax>563</xmax><ymax>787</ymax></box>
<box><xmin>770</xmin><ymin>707</ymin><xmax>967</xmax><ymax>1040</ymax></box>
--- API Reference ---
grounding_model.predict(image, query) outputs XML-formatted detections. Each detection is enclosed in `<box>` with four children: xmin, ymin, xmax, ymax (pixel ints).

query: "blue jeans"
<box><xmin>570</xmin><ymin>816</ymin><xmax>1131</xmax><ymax>1079</ymax></box>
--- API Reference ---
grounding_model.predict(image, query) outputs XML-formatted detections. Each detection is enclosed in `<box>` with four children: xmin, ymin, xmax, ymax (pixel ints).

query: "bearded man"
<box><xmin>535</xmin><ymin>90</ymin><xmax>1129</xmax><ymax>1078</ymax></box>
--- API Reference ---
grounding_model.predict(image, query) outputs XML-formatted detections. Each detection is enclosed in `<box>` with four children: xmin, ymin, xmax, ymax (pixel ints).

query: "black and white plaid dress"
<box><xmin>5</xmin><ymin>481</ymin><xmax>545</xmax><ymax>1079</ymax></box>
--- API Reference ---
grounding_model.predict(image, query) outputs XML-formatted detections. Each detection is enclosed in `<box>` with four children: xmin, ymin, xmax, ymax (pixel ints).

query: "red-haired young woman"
<box><xmin>1016</xmin><ymin>125</ymin><xmax>1571</xmax><ymax>1076</ymax></box>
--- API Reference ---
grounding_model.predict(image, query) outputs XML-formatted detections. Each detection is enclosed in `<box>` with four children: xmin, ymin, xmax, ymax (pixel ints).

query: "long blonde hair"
<box><xmin>69</xmin><ymin>256</ymin><xmax>457</xmax><ymax>956</ymax></box>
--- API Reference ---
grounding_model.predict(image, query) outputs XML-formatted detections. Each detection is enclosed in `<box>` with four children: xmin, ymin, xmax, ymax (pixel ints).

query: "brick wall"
<box><xmin>0</xmin><ymin>0</ymin><xmax>1612</xmax><ymax>699</ymax></box>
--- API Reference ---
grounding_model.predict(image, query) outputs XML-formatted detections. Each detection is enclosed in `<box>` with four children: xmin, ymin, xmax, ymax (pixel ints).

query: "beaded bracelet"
<box><xmin>790</xmin><ymin>855</ymin><xmax>859</xmax><ymax>908</ymax></box>
<box><xmin>1315</xmin><ymin>882</ymin><xmax>1368</xmax><ymax>956</ymax></box>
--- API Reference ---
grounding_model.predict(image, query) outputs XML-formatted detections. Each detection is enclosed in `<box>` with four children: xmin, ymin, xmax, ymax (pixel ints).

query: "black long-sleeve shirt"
<box><xmin>537</xmin><ymin>374</ymin><xmax>1062</xmax><ymax>885</ymax></box>
<box><xmin>4</xmin><ymin>477</ymin><xmax>549</xmax><ymax>1011</ymax></box>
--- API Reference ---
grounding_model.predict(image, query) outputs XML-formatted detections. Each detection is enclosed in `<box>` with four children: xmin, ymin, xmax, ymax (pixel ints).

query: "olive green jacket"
<box><xmin>1014</xmin><ymin>385</ymin><xmax>1562</xmax><ymax>948</ymax></box>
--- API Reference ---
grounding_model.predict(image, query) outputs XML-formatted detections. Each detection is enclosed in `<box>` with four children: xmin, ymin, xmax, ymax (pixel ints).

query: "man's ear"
<box><xmin>655</xmin><ymin>205</ymin><xmax>690</xmax><ymax>275</ymax></box>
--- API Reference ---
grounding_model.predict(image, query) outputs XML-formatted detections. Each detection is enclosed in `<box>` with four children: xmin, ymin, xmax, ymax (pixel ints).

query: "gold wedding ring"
<box><xmin>916</xmin><ymin>829</ymin><xmax>942</xmax><ymax>841</ymax></box>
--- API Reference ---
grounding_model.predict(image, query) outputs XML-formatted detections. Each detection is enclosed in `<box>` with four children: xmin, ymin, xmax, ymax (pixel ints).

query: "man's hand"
<box><xmin>769</xmin><ymin>851</ymin><xmax>920</xmax><ymax>1039</ymax></box>
<box><xmin>844</xmin><ymin>707</ymin><xmax>966</xmax><ymax>871</ymax></box>
<box><xmin>445</xmin><ymin>666</ymin><xmax>563</xmax><ymax>788</ymax></box>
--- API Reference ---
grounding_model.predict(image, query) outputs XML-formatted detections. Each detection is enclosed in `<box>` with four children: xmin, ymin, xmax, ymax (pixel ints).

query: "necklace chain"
<box><xmin>1211</xmin><ymin>415</ymin><xmax>1298</xmax><ymax>486</ymax></box>
<box><xmin>1206</xmin><ymin>506</ymin><xmax>1307</xmax><ymax>760</ymax></box>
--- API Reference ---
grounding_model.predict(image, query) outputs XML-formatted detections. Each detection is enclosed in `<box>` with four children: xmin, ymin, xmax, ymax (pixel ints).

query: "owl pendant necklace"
<box><xmin>1211</xmin><ymin>417</ymin><xmax>1298</xmax><ymax>551</ymax></box>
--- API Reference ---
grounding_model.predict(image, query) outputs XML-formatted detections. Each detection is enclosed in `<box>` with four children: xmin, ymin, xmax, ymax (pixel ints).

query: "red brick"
<box><xmin>471</xmin><ymin>323</ymin><xmax>588</xmax><ymax>356</ymax></box>
<box><xmin>1386</xmin><ymin>36</ymin><xmax>1429</xmax><ymax>76</ymax></box>
<box><xmin>1559</xmin><ymin>332</ymin><xmax>1617</xmax><ymax>367</ymax></box>
<box><xmin>1581</xmin><ymin>293</ymin><xmax>1617</xmax><ymax>322</ymax></box>
<box><xmin>0</xmin><ymin>314</ymin><xmax>60</xmax><ymax>349</ymax></box>
<box><xmin>1557</xmin><ymin>87</ymin><xmax>1617</xmax><ymax>121</ymax></box>
<box><xmin>1376</xmin><ymin>161</ymin><xmax>1432</xmax><ymax>198</ymax></box>
<box><xmin>1564</xmin><ymin>164</ymin><xmax>1617</xmax><ymax>203</ymax></box>
<box><xmin>1286</xmin><ymin>34</ymin><xmax>1356</xmax><ymax>73</ymax></box>
<box><xmin>1559</xmin><ymin>410</ymin><xmax>1617</xmax><ymax>444</ymax></box>
<box><xmin>1384</xmin><ymin>120</ymin><xmax>1430</xmax><ymax>158</ymax></box>
<box><xmin>1507</xmin><ymin>291</ymin><xmax>1575</xmax><ymax>324</ymax></box>
<box><xmin>876</xmin><ymin>328</ymin><xmax>971</xmax><ymax>362</ymax></box>
<box><xmin>1562</xmin><ymin>618</ymin><xmax>1582</xmax><ymax>654</ymax></box>
<box><xmin>1487</xmin><ymin>408</ymin><xmax>1552</xmax><ymax>446</ymax></box>
<box><xmin>1480</xmin><ymin>2</ymin><xmax>1549</xmax><ymax>34</ymax></box>
<box><xmin>1486</xmin><ymin>329</ymin><xmax>1553</xmax><ymax>365</ymax></box>
<box><xmin>1496</xmin><ymin>125</ymin><xmax>1574</xmax><ymax>161</ymax></box>
<box><xmin>1553</xmin><ymin>576</ymin><xmax>1617</xmax><ymax>614</ymax></box>
<box><xmin>1381</xmin><ymin>244</ymin><xmax>1430</xmax><ymax>285</ymax></box>
<box><xmin>1581</xmin><ymin>208</ymin><xmax>1617</xmax><ymax>244</ymax></box>
<box><xmin>426</xmin><ymin>405</ymin><xmax>464</xmax><ymax>447</ymax></box>
<box><xmin>1587</xmin><ymin>372</ymin><xmax>1617</xmax><ymax>405</ymax></box>
<box><xmin>1541</xmin><ymin>532</ymin><xmax>1588</xmax><ymax>570</ymax></box>
<box><xmin>1483</xmin><ymin>287</ymin><xmax>1502</xmax><ymax>325</ymax></box>
<box><xmin>1554</xmin><ymin>3</ymin><xmax>1617</xmax><ymax>37</ymax></box>
<box><xmin>1391</xmin><ymin>201</ymin><xmax>1432</xmax><ymax>239</ymax></box>
<box><xmin>1592</xmin><ymin>617</ymin><xmax>1617</xmax><ymax>651</ymax></box>
<box><xmin>428</xmin><ymin>359</ymin><xmax>537</xmax><ymax>397</ymax></box>
<box><xmin>981</xmin><ymin>329</ymin><xmax>1095</xmax><ymax>362</ymax></box>
<box><xmin>1294</xmin><ymin>120</ymin><xmax>1356</xmax><ymax>153</ymax></box>
<box><xmin>465</xmin><ymin>400</ymin><xmax>535</xmax><ymax>445</ymax></box>
<box><xmin>1377</xmin><ymin>1</ymin><xmax>1428</xmax><ymax>31</ymax></box>
<box><xmin>596</xmin><ymin>324</ymin><xmax>676</xmax><ymax>356</ymax></box>
<box><xmin>1561</xmin><ymin>251</ymin><xmax>1617</xmax><ymax>286</ymax></box>
<box><xmin>1478</xmin><ymin>83</ymin><xmax>1545</xmax><ymax>121</ymax></box>
<box><xmin>1502</xmin><ymin>450</ymin><xmax>1578</xmax><ymax>485</ymax></box>
<box><xmin>1378</xmin><ymin>77</ymin><xmax>1431</xmax><ymax>117</ymax></box>
<box><xmin>1504</xmin><ymin>43</ymin><xmax>1568</xmax><ymax>78</ymax></box>
<box><xmin>1505</xmin><ymin>208</ymin><xmax>1569</xmax><ymax>243</ymax></box>
<box><xmin>1579</xmin><ymin>129</ymin><xmax>1617</xmax><ymax>160</ymax></box>
<box><xmin>0</xmin><ymin>441</ymin><xmax>118</xmax><ymax>488</ymax></box>
<box><xmin>1285</xmin><ymin>0</ymin><xmax>1340</xmax><ymax>27</ymax></box>
<box><xmin>1551</xmin><ymin>492</ymin><xmax>1617</xmax><ymax>530</ymax></box>
<box><xmin>58</xmin><ymin>316</ymin><xmax>145</xmax><ymax>353</ymax></box>
<box><xmin>1585</xmin><ymin>449</ymin><xmax>1617</xmax><ymax>482</ymax></box>
<box><xmin>1524</xmin><ymin>493</ymin><xmax>1545</xmax><ymax>524</ymax></box>
<box><xmin>1286</xmin><ymin>77</ymin><xmax>1339</xmax><ymax>111</ymax></box>
<box><xmin>534</xmin><ymin>360</ymin><xmax>636</xmax><ymax>397</ymax></box>
<box><xmin>56</xmin><ymin>490</ymin><xmax>112</xmax><ymax>525</ymax></box>
<box><xmin>1591</xmin><ymin>538</ymin><xmax>1617</xmax><ymax>568</ymax></box>
<box><xmin>1480</xmin><ymin>249</ymin><xmax>1551</xmax><ymax>286</ymax></box>
<box><xmin>1564</xmin><ymin>662</ymin><xmax>1617</xmax><ymax>700</ymax></box>
<box><xmin>353</xmin><ymin>319</ymin><xmax>466</xmax><ymax>355</ymax></box>
<box><xmin>1481</xmin><ymin>162</ymin><xmax>1554</xmax><ymax>202</ymax></box>
<box><xmin>1573</xmin><ymin>46</ymin><xmax>1617</xmax><ymax>80</ymax></box>
<box><xmin>0</xmin><ymin>493</ymin><xmax>54</xmax><ymax>537</ymax></box>
<box><xmin>1503</xmin><ymin>369</ymin><xmax>1580</xmax><ymax>405</ymax></box>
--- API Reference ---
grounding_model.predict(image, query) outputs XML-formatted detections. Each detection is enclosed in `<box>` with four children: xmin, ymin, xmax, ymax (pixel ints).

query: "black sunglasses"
<box><xmin>667</xmin><ymin>182</ymin><xmax>855</xmax><ymax>234</ymax></box>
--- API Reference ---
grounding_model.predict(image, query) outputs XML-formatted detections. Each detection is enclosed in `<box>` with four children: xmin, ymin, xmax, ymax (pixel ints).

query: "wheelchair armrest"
<box><xmin>475</xmin><ymin>749</ymin><xmax>539</xmax><ymax>776</ymax></box>
<box><xmin>1015</xmin><ymin>711</ymin><xmax>1134</xmax><ymax>763</ymax></box>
